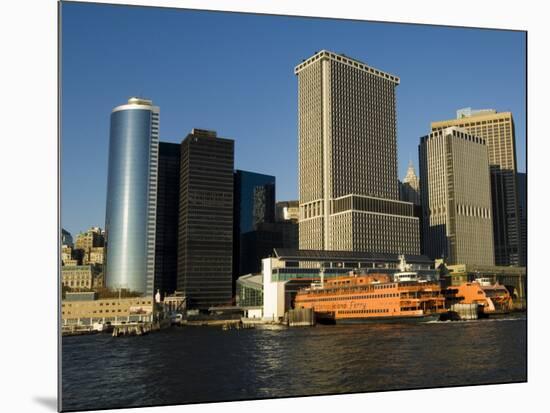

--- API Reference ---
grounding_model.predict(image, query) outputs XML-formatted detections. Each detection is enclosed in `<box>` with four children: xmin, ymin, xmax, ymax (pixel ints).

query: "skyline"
<box><xmin>61</xmin><ymin>2</ymin><xmax>526</xmax><ymax>237</ymax></box>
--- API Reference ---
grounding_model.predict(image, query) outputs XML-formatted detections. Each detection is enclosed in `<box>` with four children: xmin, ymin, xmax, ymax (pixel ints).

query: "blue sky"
<box><xmin>61</xmin><ymin>1</ymin><xmax>526</xmax><ymax>237</ymax></box>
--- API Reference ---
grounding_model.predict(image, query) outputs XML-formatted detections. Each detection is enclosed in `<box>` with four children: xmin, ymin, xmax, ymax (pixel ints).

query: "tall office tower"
<box><xmin>517</xmin><ymin>172</ymin><xmax>527</xmax><ymax>266</ymax></box>
<box><xmin>233</xmin><ymin>170</ymin><xmax>276</xmax><ymax>278</ymax></box>
<box><xmin>419</xmin><ymin>127</ymin><xmax>495</xmax><ymax>266</ymax></box>
<box><xmin>177</xmin><ymin>129</ymin><xmax>234</xmax><ymax>309</ymax></box>
<box><xmin>432</xmin><ymin>108</ymin><xmax>521</xmax><ymax>266</ymax></box>
<box><xmin>295</xmin><ymin>50</ymin><xmax>420</xmax><ymax>254</ymax></box>
<box><xmin>400</xmin><ymin>160</ymin><xmax>421</xmax><ymax>205</ymax></box>
<box><xmin>154</xmin><ymin>142</ymin><xmax>181</xmax><ymax>297</ymax></box>
<box><xmin>105</xmin><ymin>97</ymin><xmax>159</xmax><ymax>296</ymax></box>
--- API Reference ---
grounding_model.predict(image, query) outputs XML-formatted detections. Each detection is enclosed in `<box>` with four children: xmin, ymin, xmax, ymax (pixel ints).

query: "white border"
<box><xmin>2</xmin><ymin>1</ymin><xmax>547</xmax><ymax>412</ymax></box>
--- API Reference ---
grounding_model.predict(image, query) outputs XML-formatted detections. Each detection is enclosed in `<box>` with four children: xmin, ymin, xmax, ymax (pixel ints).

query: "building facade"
<box><xmin>295</xmin><ymin>50</ymin><xmax>420</xmax><ymax>254</ymax></box>
<box><xmin>154</xmin><ymin>142</ymin><xmax>181</xmax><ymax>297</ymax></box>
<box><xmin>75</xmin><ymin>227</ymin><xmax>105</xmax><ymax>250</ymax></box>
<box><xmin>62</xmin><ymin>296</ymin><xmax>153</xmax><ymax>324</ymax></box>
<box><xmin>399</xmin><ymin>160</ymin><xmax>421</xmax><ymax>205</ymax></box>
<box><xmin>419</xmin><ymin>127</ymin><xmax>495</xmax><ymax>266</ymax></box>
<box><xmin>104</xmin><ymin>97</ymin><xmax>159</xmax><ymax>296</ymax></box>
<box><xmin>517</xmin><ymin>172</ymin><xmax>527</xmax><ymax>266</ymax></box>
<box><xmin>431</xmin><ymin>109</ymin><xmax>521</xmax><ymax>266</ymax></box>
<box><xmin>62</xmin><ymin>264</ymin><xmax>103</xmax><ymax>290</ymax></box>
<box><xmin>233</xmin><ymin>170</ymin><xmax>277</xmax><ymax>278</ymax></box>
<box><xmin>83</xmin><ymin>247</ymin><xmax>105</xmax><ymax>265</ymax></box>
<box><xmin>276</xmin><ymin>200</ymin><xmax>299</xmax><ymax>222</ymax></box>
<box><xmin>236</xmin><ymin>274</ymin><xmax>263</xmax><ymax>307</ymax></box>
<box><xmin>177</xmin><ymin>129</ymin><xmax>234</xmax><ymax>309</ymax></box>
<box><xmin>61</xmin><ymin>245</ymin><xmax>75</xmax><ymax>265</ymax></box>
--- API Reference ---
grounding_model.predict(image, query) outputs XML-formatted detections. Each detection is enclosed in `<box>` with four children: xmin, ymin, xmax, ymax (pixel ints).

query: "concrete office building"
<box><xmin>75</xmin><ymin>227</ymin><xmax>105</xmax><ymax>251</ymax></box>
<box><xmin>431</xmin><ymin>108</ymin><xmax>521</xmax><ymax>266</ymax></box>
<box><xmin>419</xmin><ymin>127</ymin><xmax>494</xmax><ymax>266</ymax></box>
<box><xmin>104</xmin><ymin>97</ymin><xmax>159</xmax><ymax>296</ymax></box>
<box><xmin>154</xmin><ymin>142</ymin><xmax>181</xmax><ymax>297</ymax></box>
<box><xmin>295</xmin><ymin>50</ymin><xmax>420</xmax><ymax>254</ymax></box>
<box><xmin>61</xmin><ymin>245</ymin><xmax>78</xmax><ymax>266</ymax></box>
<box><xmin>83</xmin><ymin>247</ymin><xmax>104</xmax><ymax>266</ymax></box>
<box><xmin>276</xmin><ymin>200</ymin><xmax>299</xmax><ymax>222</ymax></box>
<box><xmin>177</xmin><ymin>129</ymin><xmax>234</xmax><ymax>309</ymax></box>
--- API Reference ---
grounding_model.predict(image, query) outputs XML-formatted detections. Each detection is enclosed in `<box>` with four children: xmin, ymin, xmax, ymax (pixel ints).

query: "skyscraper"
<box><xmin>400</xmin><ymin>160</ymin><xmax>421</xmax><ymax>205</ymax></box>
<box><xmin>233</xmin><ymin>170</ymin><xmax>276</xmax><ymax>278</ymax></box>
<box><xmin>154</xmin><ymin>142</ymin><xmax>181</xmax><ymax>297</ymax></box>
<box><xmin>104</xmin><ymin>97</ymin><xmax>159</xmax><ymax>296</ymax></box>
<box><xmin>431</xmin><ymin>109</ymin><xmax>521</xmax><ymax>266</ymax></box>
<box><xmin>419</xmin><ymin>127</ymin><xmax>494</xmax><ymax>266</ymax></box>
<box><xmin>295</xmin><ymin>50</ymin><xmax>420</xmax><ymax>254</ymax></box>
<box><xmin>177</xmin><ymin>129</ymin><xmax>234</xmax><ymax>309</ymax></box>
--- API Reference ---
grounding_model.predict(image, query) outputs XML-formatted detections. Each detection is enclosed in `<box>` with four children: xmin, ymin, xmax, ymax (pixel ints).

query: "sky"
<box><xmin>61</xmin><ymin>1</ymin><xmax>526</xmax><ymax>237</ymax></box>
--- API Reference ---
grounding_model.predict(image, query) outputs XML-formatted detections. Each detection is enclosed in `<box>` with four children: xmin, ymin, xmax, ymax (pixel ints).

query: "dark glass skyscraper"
<box><xmin>233</xmin><ymin>170</ymin><xmax>276</xmax><ymax>278</ymax></box>
<box><xmin>177</xmin><ymin>129</ymin><xmax>234</xmax><ymax>309</ymax></box>
<box><xmin>154</xmin><ymin>142</ymin><xmax>181</xmax><ymax>297</ymax></box>
<box><xmin>104</xmin><ymin>97</ymin><xmax>159</xmax><ymax>296</ymax></box>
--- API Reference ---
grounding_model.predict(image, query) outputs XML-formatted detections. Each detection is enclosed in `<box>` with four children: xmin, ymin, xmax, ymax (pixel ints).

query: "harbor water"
<box><xmin>61</xmin><ymin>314</ymin><xmax>527</xmax><ymax>411</ymax></box>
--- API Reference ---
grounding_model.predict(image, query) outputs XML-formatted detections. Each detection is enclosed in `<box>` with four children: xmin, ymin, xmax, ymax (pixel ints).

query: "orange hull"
<box><xmin>294</xmin><ymin>273</ymin><xmax>446</xmax><ymax>322</ymax></box>
<box><xmin>443</xmin><ymin>282</ymin><xmax>513</xmax><ymax>313</ymax></box>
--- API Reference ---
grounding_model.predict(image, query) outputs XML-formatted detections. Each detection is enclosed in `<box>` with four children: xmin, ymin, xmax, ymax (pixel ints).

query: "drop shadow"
<box><xmin>33</xmin><ymin>396</ymin><xmax>58</xmax><ymax>411</ymax></box>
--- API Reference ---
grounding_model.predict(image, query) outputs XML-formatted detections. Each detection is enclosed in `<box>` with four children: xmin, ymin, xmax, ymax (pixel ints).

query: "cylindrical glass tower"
<box><xmin>104</xmin><ymin>97</ymin><xmax>159</xmax><ymax>296</ymax></box>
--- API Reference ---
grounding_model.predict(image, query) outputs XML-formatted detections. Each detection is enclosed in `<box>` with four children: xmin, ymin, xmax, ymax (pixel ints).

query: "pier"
<box><xmin>287</xmin><ymin>308</ymin><xmax>316</xmax><ymax>327</ymax></box>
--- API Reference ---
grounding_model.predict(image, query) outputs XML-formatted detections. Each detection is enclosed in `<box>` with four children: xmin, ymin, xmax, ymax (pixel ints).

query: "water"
<box><xmin>61</xmin><ymin>315</ymin><xmax>527</xmax><ymax>411</ymax></box>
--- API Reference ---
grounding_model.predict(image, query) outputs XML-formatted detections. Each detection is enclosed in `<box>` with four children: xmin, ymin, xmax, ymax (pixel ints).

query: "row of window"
<box><xmin>299</xmin><ymin>292</ymin><xmax>399</xmax><ymax>303</ymax></box>
<box><xmin>339</xmin><ymin>308</ymin><xmax>390</xmax><ymax>315</ymax></box>
<box><xmin>62</xmin><ymin>300</ymin><xmax>150</xmax><ymax>307</ymax></box>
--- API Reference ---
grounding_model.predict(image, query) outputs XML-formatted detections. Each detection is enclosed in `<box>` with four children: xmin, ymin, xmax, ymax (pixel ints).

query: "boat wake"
<box><xmin>423</xmin><ymin>316</ymin><xmax>526</xmax><ymax>324</ymax></box>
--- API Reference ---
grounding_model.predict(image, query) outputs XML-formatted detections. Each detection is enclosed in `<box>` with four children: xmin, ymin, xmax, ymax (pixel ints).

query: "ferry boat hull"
<box><xmin>334</xmin><ymin>313</ymin><xmax>440</xmax><ymax>324</ymax></box>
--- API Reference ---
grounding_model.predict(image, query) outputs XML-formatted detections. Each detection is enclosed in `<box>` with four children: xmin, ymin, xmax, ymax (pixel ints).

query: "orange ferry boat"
<box><xmin>294</xmin><ymin>270</ymin><xmax>446</xmax><ymax>324</ymax></box>
<box><xmin>443</xmin><ymin>278</ymin><xmax>513</xmax><ymax>315</ymax></box>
